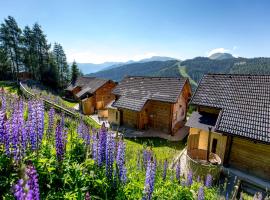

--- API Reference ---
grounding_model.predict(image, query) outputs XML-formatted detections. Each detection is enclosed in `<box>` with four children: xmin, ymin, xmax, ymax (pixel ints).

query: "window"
<box><xmin>211</xmin><ymin>138</ymin><xmax>218</xmax><ymax>154</ymax></box>
<box><xmin>116</xmin><ymin>111</ymin><xmax>118</xmax><ymax>121</ymax></box>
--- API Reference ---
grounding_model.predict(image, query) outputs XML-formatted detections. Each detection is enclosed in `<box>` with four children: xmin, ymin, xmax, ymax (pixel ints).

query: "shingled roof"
<box><xmin>112</xmin><ymin>76</ymin><xmax>188</xmax><ymax>111</ymax></box>
<box><xmin>65</xmin><ymin>76</ymin><xmax>109</xmax><ymax>98</ymax></box>
<box><xmin>190</xmin><ymin>74</ymin><xmax>270</xmax><ymax>143</ymax></box>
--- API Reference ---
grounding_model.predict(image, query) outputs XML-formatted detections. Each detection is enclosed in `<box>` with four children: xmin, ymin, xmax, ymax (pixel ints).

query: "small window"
<box><xmin>116</xmin><ymin>112</ymin><xmax>118</xmax><ymax>121</ymax></box>
<box><xmin>211</xmin><ymin>138</ymin><xmax>218</xmax><ymax>154</ymax></box>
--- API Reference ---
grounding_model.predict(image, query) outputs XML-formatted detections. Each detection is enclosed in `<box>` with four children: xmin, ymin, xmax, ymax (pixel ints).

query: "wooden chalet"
<box><xmin>186</xmin><ymin>74</ymin><xmax>270</xmax><ymax>181</ymax></box>
<box><xmin>65</xmin><ymin>76</ymin><xmax>117</xmax><ymax>115</ymax></box>
<box><xmin>108</xmin><ymin>76</ymin><xmax>192</xmax><ymax>134</ymax></box>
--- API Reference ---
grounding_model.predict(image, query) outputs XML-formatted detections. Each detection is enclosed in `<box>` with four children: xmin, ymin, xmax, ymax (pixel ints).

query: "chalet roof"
<box><xmin>65</xmin><ymin>76</ymin><xmax>109</xmax><ymax>99</ymax></box>
<box><xmin>112</xmin><ymin>76</ymin><xmax>188</xmax><ymax>111</ymax></box>
<box><xmin>190</xmin><ymin>74</ymin><xmax>270</xmax><ymax>143</ymax></box>
<box><xmin>186</xmin><ymin>111</ymin><xmax>218</xmax><ymax>132</ymax></box>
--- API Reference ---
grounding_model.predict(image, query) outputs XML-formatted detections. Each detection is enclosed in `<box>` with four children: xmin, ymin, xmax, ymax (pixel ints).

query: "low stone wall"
<box><xmin>186</xmin><ymin>154</ymin><xmax>221</xmax><ymax>183</ymax></box>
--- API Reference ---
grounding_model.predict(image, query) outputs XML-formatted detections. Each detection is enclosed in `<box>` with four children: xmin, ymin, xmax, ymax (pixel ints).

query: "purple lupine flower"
<box><xmin>225</xmin><ymin>193</ymin><xmax>229</xmax><ymax>200</ymax></box>
<box><xmin>1</xmin><ymin>93</ymin><xmax>6</xmax><ymax>111</ymax></box>
<box><xmin>0</xmin><ymin>111</ymin><xmax>5</xmax><ymax>144</ymax></box>
<box><xmin>162</xmin><ymin>159</ymin><xmax>168</xmax><ymax>181</ymax></box>
<box><xmin>28</xmin><ymin>101</ymin><xmax>38</xmax><ymax>150</ymax></box>
<box><xmin>198</xmin><ymin>186</ymin><xmax>204</xmax><ymax>200</ymax></box>
<box><xmin>142</xmin><ymin>158</ymin><xmax>156</xmax><ymax>200</ymax></box>
<box><xmin>175</xmin><ymin>160</ymin><xmax>181</xmax><ymax>182</ymax></box>
<box><xmin>55</xmin><ymin>121</ymin><xmax>67</xmax><ymax>162</ymax></box>
<box><xmin>197</xmin><ymin>176</ymin><xmax>200</xmax><ymax>183</ymax></box>
<box><xmin>116</xmin><ymin>139</ymin><xmax>127</xmax><ymax>183</ymax></box>
<box><xmin>25</xmin><ymin>164</ymin><xmax>40</xmax><ymax>200</ymax></box>
<box><xmin>97</xmin><ymin>126</ymin><xmax>107</xmax><ymax>166</ymax></box>
<box><xmin>106</xmin><ymin>132</ymin><xmax>115</xmax><ymax>180</ymax></box>
<box><xmin>85</xmin><ymin>191</ymin><xmax>91</xmax><ymax>200</ymax></box>
<box><xmin>253</xmin><ymin>192</ymin><xmax>263</xmax><ymax>200</ymax></box>
<box><xmin>47</xmin><ymin>108</ymin><xmax>55</xmax><ymax>136</ymax></box>
<box><xmin>205</xmin><ymin>174</ymin><xmax>212</xmax><ymax>187</ymax></box>
<box><xmin>14</xmin><ymin>163</ymin><xmax>40</xmax><ymax>200</ymax></box>
<box><xmin>14</xmin><ymin>179</ymin><xmax>32</xmax><ymax>200</ymax></box>
<box><xmin>186</xmin><ymin>171</ymin><xmax>193</xmax><ymax>186</ymax></box>
<box><xmin>143</xmin><ymin>148</ymin><xmax>152</xmax><ymax>169</ymax></box>
<box><xmin>91</xmin><ymin>130</ymin><xmax>98</xmax><ymax>163</ymax></box>
<box><xmin>4</xmin><ymin>119</ymin><xmax>11</xmax><ymax>156</ymax></box>
<box><xmin>36</xmin><ymin>101</ymin><xmax>44</xmax><ymax>146</ymax></box>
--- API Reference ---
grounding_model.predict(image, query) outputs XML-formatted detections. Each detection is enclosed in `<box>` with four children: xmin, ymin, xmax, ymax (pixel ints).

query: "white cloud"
<box><xmin>207</xmin><ymin>46</ymin><xmax>239</xmax><ymax>57</ymax></box>
<box><xmin>66</xmin><ymin>49</ymin><xmax>159</xmax><ymax>64</ymax></box>
<box><xmin>207</xmin><ymin>48</ymin><xmax>230</xmax><ymax>57</ymax></box>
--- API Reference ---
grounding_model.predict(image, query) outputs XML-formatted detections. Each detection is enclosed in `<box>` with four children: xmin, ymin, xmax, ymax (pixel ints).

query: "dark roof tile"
<box><xmin>112</xmin><ymin>76</ymin><xmax>187</xmax><ymax>111</ymax></box>
<box><xmin>190</xmin><ymin>74</ymin><xmax>270</xmax><ymax>143</ymax></box>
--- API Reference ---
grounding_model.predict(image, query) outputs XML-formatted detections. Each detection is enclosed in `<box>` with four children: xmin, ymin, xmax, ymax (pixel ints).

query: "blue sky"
<box><xmin>1</xmin><ymin>0</ymin><xmax>270</xmax><ymax>63</ymax></box>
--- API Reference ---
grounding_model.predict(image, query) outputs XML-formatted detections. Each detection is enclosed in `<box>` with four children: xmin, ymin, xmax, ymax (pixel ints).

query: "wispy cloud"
<box><xmin>207</xmin><ymin>46</ymin><xmax>239</xmax><ymax>57</ymax></box>
<box><xmin>207</xmin><ymin>48</ymin><xmax>230</xmax><ymax>57</ymax></box>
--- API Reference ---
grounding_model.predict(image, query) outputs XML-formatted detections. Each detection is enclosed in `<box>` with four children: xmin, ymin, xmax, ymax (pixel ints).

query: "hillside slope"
<box><xmin>87</xmin><ymin>60</ymin><xmax>181</xmax><ymax>81</ymax></box>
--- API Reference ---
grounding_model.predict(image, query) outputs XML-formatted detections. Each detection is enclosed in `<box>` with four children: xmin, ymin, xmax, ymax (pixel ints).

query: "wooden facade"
<box><xmin>81</xmin><ymin>81</ymin><xmax>116</xmax><ymax>115</ymax></box>
<box><xmin>229</xmin><ymin>137</ymin><xmax>270</xmax><ymax>180</ymax></box>
<box><xmin>109</xmin><ymin>81</ymin><xmax>191</xmax><ymax>134</ymax></box>
<box><xmin>187</xmin><ymin>108</ymin><xmax>270</xmax><ymax>181</ymax></box>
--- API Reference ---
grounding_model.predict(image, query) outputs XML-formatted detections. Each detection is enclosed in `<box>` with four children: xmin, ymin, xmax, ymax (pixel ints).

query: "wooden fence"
<box><xmin>19</xmin><ymin>82</ymin><xmax>78</xmax><ymax>118</ymax></box>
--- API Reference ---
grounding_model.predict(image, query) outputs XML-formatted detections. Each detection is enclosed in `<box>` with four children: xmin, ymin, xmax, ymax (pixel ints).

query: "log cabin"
<box><xmin>186</xmin><ymin>74</ymin><xmax>270</xmax><ymax>181</ymax></box>
<box><xmin>65</xmin><ymin>76</ymin><xmax>117</xmax><ymax>115</ymax></box>
<box><xmin>108</xmin><ymin>76</ymin><xmax>192</xmax><ymax>134</ymax></box>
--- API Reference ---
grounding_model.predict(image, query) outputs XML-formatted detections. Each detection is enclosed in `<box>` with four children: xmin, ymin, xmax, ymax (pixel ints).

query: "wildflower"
<box><xmin>98</xmin><ymin>126</ymin><xmax>107</xmax><ymax>166</ymax></box>
<box><xmin>186</xmin><ymin>171</ymin><xmax>193</xmax><ymax>186</ymax></box>
<box><xmin>106</xmin><ymin>132</ymin><xmax>115</xmax><ymax>180</ymax></box>
<box><xmin>26</xmin><ymin>164</ymin><xmax>40</xmax><ymax>200</ymax></box>
<box><xmin>176</xmin><ymin>160</ymin><xmax>181</xmax><ymax>182</ymax></box>
<box><xmin>55</xmin><ymin>119</ymin><xmax>67</xmax><ymax>162</ymax></box>
<box><xmin>205</xmin><ymin>174</ymin><xmax>212</xmax><ymax>187</ymax></box>
<box><xmin>162</xmin><ymin>159</ymin><xmax>168</xmax><ymax>181</ymax></box>
<box><xmin>116</xmin><ymin>138</ymin><xmax>127</xmax><ymax>183</ymax></box>
<box><xmin>85</xmin><ymin>191</ymin><xmax>91</xmax><ymax>200</ymax></box>
<box><xmin>14</xmin><ymin>163</ymin><xmax>40</xmax><ymax>200</ymax></box>
<box><xmin>253</xmin><ymin>192</ymin><xmax>263</xmax><ymax>200</ymax></box>
<box><xmin>47</xmin><ymin>107</ymin><xmax>55</xmax><ymax>136</ymax></box>
<box><xmin>198</xmin><ymin>186</ymin><xmax>204</xmax><ymax>200</ymax></box>
<box><xmin>143</xmin><ymin>148</ymin><xmax>152</xmax><ymax>169</ymax></box>
<box><xmin>142</xmin><ymin>158</ymin><xmax>156</xmax><ymax>200</ymax></box>
<box><xmin>91</xmin><ymin>131</ymin><xmax>98</xmax><ymax>162</ymax></box>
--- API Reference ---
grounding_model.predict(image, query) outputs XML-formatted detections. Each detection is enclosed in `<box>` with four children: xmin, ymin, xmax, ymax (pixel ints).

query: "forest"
<box><xmin>0</xmin><ymin>16</ymin><xmax>80</xmax><ymax>89</ymax></box>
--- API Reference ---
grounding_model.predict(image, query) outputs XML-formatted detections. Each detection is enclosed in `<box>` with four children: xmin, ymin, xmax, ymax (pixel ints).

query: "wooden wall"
<box><xmin>229</xmin><ymin>137</ymin><xmax>270</xmax><ymax>180</ymax></box>
<box><xmin>108</xmin><ymin>108</ymin><xmax>120</xmax><ymax>125</ymax></box>
<box><xmin>95</xmin><ymin>81</ymin><xmax>116</xmax><ymax>110</ymax></box>
<box><xmin>139</xmin><ymin>100</ymin><xmax>172</xmax><ymax>133</ymax></box>
<box><xmin>171</xmin><ymin>81</ymin><xmax>192</xmax><ymax>133</ymax></box>
<box><xmin>82</xmin><ymin>96</ymin><xmax>95</xmax><ymax>115</ymax></box>
<box><xmin>188</xmin><ymin>127</ymin><xmax>227</xmax><ymax>163</ymax></box>
<box><xmin>122</xmin><ymin>108</ymin><xmax>138</xmax><ymax>128</ymax></box>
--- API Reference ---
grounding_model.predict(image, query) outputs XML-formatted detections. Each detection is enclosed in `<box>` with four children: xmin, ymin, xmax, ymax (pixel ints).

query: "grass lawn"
<box><xmin>125</xmin><ymin>137</ymin><xmax>186</xmax><ymax>163</ymax></box>
<box><xmin>61</xmin><ymin>99</ymin><xmax>78</xmax><ymax>108</ymax></box>
<box><xmin>0</xmin><ymin>81</ymin><xmax>18</xmax><ymax>94</ymax></box>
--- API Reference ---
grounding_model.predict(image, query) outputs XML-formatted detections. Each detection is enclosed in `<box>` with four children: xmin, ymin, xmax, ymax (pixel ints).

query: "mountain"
<box><xmin>76</xmin><ymin>56</ymin><xmax>178</xmax><ymax>74</ymax></box>
<box><xmin>88</xmin><ymin>56</ymin><xmax>270</xmax><ymax>91</ymax></box>
<box><xmin>76</xmin><ymin>62</ymin><xmax>121</xmax><ymax>74</ymax></box>
<box><xmin>87</xmin><ymin>60</ymin><xmax>181</xmax><ymax>81</ymax></box>
<box><xmin>209</xmin><ymin>53</ymin><xmax>234</xmax><ymax>60</ymax></box>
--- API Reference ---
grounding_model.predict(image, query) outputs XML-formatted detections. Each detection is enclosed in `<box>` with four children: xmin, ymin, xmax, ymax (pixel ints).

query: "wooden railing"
<box><xmin>19</xmin><ymin>82</ymin><xmax>78</xmax><ymax>118</ymax></box>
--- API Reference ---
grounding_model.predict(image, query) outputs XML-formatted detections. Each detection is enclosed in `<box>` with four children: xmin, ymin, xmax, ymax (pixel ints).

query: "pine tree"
<box><xmin>71</xmin><ymin>61</ymin><xmax>80</xmax><ymax>83</ymax></box>
<box><xmin>0</xmin><ymin>16</ymin><xmax>22</xmax><ymax>81</ymax></box>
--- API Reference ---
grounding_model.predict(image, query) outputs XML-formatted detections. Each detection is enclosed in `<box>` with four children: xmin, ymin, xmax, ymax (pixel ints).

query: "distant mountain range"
<box><xmin>86</xmin><ymin>53</ymin><xmax>270</xmax><ymax>90</ymax></box>
<box><xmin>76</xmin><ymin>56</ymin><xmax>176</xmax><ymax>74</ymax></box>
